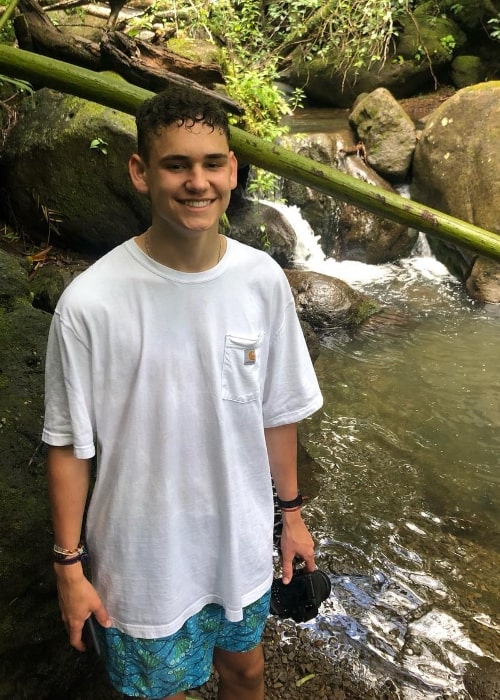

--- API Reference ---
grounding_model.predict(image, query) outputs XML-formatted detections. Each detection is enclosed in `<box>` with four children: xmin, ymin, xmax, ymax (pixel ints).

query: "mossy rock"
<box><xmin>397</xmin><ymin>5</ymin><xmax>467</xmax><ymax>62</ymax></box>
<box><xmin>451</xmin><ymin>55</ymin><xmax>485</xmax><ymax>87</ymax></box>
<box><xmin>0</xmin><ymin>88</ymin><xmax>150</xmax><ymax>253</ymax></box>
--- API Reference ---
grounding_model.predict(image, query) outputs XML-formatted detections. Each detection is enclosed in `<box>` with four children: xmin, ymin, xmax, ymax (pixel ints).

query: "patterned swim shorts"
<box><xmin>95</xmin><ymin>589</ymin><xmax>271</xmax><ymax>699</ymax></box>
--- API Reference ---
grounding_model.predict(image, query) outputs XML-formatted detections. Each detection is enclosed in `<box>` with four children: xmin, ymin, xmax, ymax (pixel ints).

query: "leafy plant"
<box><xmin>0</xmin><ymin>75</ymin><xmax>33</xmax><ymax>95</ymax></box>
<box><xmin>259</xmin><ymin>223</ymin><xmax>271</xmax><ymax>250</ymax></box>
<box><xmin>90</xmin><ymin>137</ymin><xmax>108</xmax><ymax>155</ymax></box>
<box><xmin>487</xmin><ymin>15</ymin><xmax>500</xmax><ymax>41</ymax></box>
<box><xmin>439</xmin><ymin>33</ymin><xmax>456</xmax><ymax>54</ymax></box>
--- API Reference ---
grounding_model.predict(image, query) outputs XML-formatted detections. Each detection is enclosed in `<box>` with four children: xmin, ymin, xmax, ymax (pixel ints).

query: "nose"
<box><xmin>186</xmin><ymin>164</ymin><xmax>208</xmax><ymax>192</ymax></box>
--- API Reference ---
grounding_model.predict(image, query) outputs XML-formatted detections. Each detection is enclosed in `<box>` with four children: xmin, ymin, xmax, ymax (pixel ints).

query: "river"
<box><xmin>275</xmin><ymin>203</ymin><xmax>500</xmax><ymax>698</ymax></box>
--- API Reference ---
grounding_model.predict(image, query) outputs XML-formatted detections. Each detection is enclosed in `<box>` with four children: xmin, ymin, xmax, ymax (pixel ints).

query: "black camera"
<box><xmin>270</xmin><ymin>569</ymin><xmax>331</xmax><ymax>623</ymax></box>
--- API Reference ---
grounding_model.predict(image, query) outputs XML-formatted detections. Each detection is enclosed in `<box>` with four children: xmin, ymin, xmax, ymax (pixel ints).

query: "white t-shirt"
<box><xmin>43</xmin><ymin>237</ymin><xmax>323</xmax><ymax>638</ymax></box>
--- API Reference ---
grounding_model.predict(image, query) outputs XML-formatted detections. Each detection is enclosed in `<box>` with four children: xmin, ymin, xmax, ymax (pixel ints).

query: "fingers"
<box><xmin>92</xmin><ymin>601</ymin><xmax>112</xmax><ymax>629</ymax></box>
<box><xmin>68</xmin><ymin>620</ymin><xmax>86</xmax><ymax>652</ymax></box>
<box><xmin>303</xmin><ymin>551</ymin><xmax>316</xmax><ymax>573</ymax></box>
<box><xmin>282</xmin><ymin>555</ymin><xmax>294</xmax><ymax>585</ymax></box>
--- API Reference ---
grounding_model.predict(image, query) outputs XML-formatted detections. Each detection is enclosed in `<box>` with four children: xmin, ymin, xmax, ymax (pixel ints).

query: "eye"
<box><xmin>166</xmin><ymin>163</ymin><xmax>185</xmax><ymax>171</ymax></box>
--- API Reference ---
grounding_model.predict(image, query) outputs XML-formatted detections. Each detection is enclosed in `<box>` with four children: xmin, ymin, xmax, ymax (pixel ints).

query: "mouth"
<box><xmin>181</xmin><ymin>199</ymin><xmax>214</xmax><ymax>208</ymax></box>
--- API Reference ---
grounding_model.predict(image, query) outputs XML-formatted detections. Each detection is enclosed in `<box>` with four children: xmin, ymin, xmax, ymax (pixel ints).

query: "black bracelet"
<box><xmin>276</xmin><ymin>492</ymin><xmax>303</xmax><ymax>509</ymax></box>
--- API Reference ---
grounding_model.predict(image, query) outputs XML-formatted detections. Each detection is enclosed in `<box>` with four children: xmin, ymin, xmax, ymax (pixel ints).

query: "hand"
<box><xmin>280</xmin><ymin>509</ymin><xmax>316</xmax><ymax>585</ymax></box>
<box><xmin>54</xmin><ymin>563</ymin><xmax>112</xmax><ymax>651</ymax></box>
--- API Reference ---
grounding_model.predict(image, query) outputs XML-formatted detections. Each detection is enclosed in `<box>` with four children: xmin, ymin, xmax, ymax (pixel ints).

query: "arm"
<box><xmin>265</xmin><ymin>423</ymin><xmax>316</xmax><ymax>585</ymax></box>
<box><xmin>48</xmin><ymin>445</ymin><xmax>111</xmax><ymax>650</ymax></box>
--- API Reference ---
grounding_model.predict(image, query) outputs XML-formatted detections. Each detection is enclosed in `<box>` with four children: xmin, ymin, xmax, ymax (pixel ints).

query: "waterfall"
<box><xmin>262</xmin><ymin>200</ymin><xmax>453</xmax><ymax>290</ymax></box>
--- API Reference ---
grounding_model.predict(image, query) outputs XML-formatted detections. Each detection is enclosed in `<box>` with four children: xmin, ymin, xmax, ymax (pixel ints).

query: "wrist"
<box><xmin>281</xmin><ymin>507</ymin><xmax>304</xmax><ymax>522</ymax></box>
<box><xmin>53</xmin><ymin>560</ymin><xmax>86</xmax><ymax>580</ymax></box>
<box><xmin>53</xmin><ymin>542</ymin><xmax>88</xmax><ymax>566</ymax></box>
<box><xmin>276</xmin><ymin>491</ymin><xmax>303</xmax><ymax>510</ymax></box>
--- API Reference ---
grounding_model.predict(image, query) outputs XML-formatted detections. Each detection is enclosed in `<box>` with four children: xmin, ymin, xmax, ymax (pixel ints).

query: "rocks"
<box><xmin>284</xmin><ymin>269</ymin><xmax>381</xmax><ymax>332</ymax></box>
<box><xmin>411</xmin><ymin>82</ymin><xmax>500</xmax><ymax>302</ymax></box>
<box><xmin>226</xmin><ymin>196</ymin><xmax>297</xmax><ymax>268</ymax></box>
<box><xmin>463</xmin><ymin>656</ymin><xmax>500</xmax><ymax>700</ymax></box>
<box><xmin>281</xmin><ymin>130</ymin><xmax>416</xmax><ymax>264</ymax></box>
<box><xmin>349</xmin><ymin>88</ymin><xmax>417</xmax><ymax>180</ymax></box>
<box><xmin>451</xmin><ymin>55</ymin><xmax>485</xmax><ymax>88</ymax></box>
<box><xmin>0</xmin><ymin>88</ymin><xmax>150</xmax><ymax>253</ymax></box>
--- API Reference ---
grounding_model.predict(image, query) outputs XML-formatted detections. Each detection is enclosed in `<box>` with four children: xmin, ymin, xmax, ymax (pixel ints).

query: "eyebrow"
<box><xmin>160</xmin><ymin>153</ymin><xmax>229</xmax><ymax>163</ymax></box>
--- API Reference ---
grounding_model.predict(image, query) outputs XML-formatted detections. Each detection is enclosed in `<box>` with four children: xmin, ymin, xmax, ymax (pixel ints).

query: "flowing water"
<box><xmin>276</xmin><ymin>204</ymin><xmax>500</xmax><ymax>698</ymax></box>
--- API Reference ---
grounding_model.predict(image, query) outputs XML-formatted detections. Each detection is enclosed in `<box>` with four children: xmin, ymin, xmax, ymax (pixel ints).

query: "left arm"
<box><xmin>265</xmin><ymin>423</ymin><xmax>316</xmax><ymax>584</ymax></box>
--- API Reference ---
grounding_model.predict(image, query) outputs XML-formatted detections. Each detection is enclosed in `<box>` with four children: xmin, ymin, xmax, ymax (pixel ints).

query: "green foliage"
<box><xmin>439</xmin><ymin>33</ymin><xmax>456</xmax><ymax>53</ymax></box>
<box><xmin>89</xmin><ymin>137</ymin><xmax>108</xmax><ymax>155</ymax></box>
<box><xmin>487</xmin><ymin>15</ymin><xmax>500</xmax><ymax>41</ymax></box>
<box><xmin>0</xmin><ymin>0</ymin><xmax>18</xmax><ymax>42</ymax></box>
<box><xmin>0</xmin><ymin>75</ymin><xmax>33</xmax><ymax>95</ymax></box>
<box><xmin>1</xmin><ymin>226</ymin><xmax>20</xmax><ymax>243</ymax></box>
<box><xmin>259</xmin><ymin>224</ymin><xmax>271</xmax><ymax>250</ymax></box>
<box><xmin>129</xmin><ymin>0</ymin><xmax>415</xmax><ymax>196</ymax></box>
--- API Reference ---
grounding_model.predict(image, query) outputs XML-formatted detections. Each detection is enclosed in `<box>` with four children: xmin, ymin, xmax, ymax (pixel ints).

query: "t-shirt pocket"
<box><xmin>222</xmin><ymin>332</ymin><xmax>264</xmax><ymax>403</ymax></box>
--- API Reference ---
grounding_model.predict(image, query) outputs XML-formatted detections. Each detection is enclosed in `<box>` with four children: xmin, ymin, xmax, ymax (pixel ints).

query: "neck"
<box><xmin>141</xmin><ymin>228</ymin><xmax>225</xmax><ymax>272</ymax></box>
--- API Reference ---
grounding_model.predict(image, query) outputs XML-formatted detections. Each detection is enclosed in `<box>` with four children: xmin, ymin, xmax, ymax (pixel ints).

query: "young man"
<box><xmin>43</xmin><ymin>87</ymin><xmax>323</xmax><ymax>700</ymax></box>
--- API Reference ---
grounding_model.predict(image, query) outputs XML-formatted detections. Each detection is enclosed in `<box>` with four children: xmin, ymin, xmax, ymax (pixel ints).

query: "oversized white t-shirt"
<box><xmin>43</xmin><ymin>236</ymin><xmax>323</xmax><ymax>638</ymax></box>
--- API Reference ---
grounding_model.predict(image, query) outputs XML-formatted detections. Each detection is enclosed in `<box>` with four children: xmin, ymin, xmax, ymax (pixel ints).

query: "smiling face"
<box><xmin>129</xmin><ymin>121</ymin><xmax>237</xmax><ymax>240</ymax></box>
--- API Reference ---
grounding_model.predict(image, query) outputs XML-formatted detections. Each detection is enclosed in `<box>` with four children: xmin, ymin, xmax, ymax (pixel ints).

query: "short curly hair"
<box><xmin>135</xmin><ymin>86</ymin><xmax>230</xmax><ymax>162</ymax></box>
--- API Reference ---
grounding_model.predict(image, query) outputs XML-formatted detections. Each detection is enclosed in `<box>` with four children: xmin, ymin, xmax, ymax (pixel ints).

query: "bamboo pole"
<box><xmin>1</xmin><ymin>44</ymin><xmax>499</xmax><ymax>262</ymax></box>
<box><xmin>0</xmin><ymin>0</ymin><xmax>20</xmax><ymax>32</ymax></box>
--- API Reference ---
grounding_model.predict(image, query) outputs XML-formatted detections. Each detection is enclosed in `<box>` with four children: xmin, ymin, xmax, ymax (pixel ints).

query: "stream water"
<box><xmin>276</xmin><ymin>203</ymin><xmax>500</xmax><ymax>698</ymax></box>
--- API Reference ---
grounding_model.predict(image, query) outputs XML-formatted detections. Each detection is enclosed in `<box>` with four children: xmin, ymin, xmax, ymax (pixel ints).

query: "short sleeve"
<box><xmin>42</xmin><ymin>312</ymin><xmax>96</xmax><ymax>459</ymax></box>
<box><xmin>262</xmin><ymin>300</ymin><xmax>323</xmax><ymax>428</ymax></box>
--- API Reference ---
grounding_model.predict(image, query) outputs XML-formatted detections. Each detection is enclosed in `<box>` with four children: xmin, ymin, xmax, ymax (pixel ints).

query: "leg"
<box><xmin>213</xmin><ymin>644</ymin><xmax>265</xmax><ymax>700</ymax></box>
<box><xmin>138</xmin><ymin>695</ymin><xmax>184</xmax><ymax>700</ymax></box>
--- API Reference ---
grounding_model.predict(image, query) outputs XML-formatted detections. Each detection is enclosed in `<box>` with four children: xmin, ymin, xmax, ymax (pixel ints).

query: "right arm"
<box><xmin>48</xmin><ymin>445</ymin><xmax>111</xmax><ymax>651</ymax></box>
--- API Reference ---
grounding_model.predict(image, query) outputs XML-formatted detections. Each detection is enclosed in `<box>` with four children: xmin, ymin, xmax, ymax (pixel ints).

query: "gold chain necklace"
<box><xmin>144</xmin><ymin>230</ymin><xmax>223</xmax><ymax>265</ymax></box>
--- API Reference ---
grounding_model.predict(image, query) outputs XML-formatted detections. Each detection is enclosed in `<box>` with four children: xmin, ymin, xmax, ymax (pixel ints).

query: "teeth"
<box><xmin>184</xmin><ymin>200</ymin><xmax>211</xmax><ymax>208</ymax></box>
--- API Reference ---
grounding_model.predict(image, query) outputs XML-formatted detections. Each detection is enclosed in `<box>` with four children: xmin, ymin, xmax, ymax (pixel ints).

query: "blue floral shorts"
<box><xmin>95</xmin><ymin>589</ymin><xmax>271</xmax><ymax>699</ymax></box>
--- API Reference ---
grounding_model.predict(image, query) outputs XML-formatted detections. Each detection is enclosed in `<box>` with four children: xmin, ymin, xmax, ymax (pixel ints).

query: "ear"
<box><xmin>129</xmin><ymin>153</ymin><xmax>149</xmax><ymax>194</ymax></box>
<box><xmin>229</xmin><ymin>151</ymin><xmax>238</xmax><ymax>190</ymax></box>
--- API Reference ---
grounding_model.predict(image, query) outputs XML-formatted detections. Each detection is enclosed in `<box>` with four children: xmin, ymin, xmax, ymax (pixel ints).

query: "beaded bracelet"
<box><xmin>276</xmin><ymin>492</ymin><xmax>303</xmax><ymax>510</ymax></box>
<box><xmin>53</xmin><ymin>543</ymin><xmax>88</xmax><ymax>565</ymax></box>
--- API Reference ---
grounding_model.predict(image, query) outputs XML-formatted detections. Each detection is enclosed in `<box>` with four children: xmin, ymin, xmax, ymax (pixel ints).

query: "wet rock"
<box><xmin>464</xmin><ymin>656</ymin><xmax>500</xmax><ymax>700</ymax></box>
<box><xmin>284</xmin><ymin>269</ymin><xmax>381</xmax><ymax>332</ymax></box>
<box><xmin>465</xmin><ymin>257</ymin><xmax>500</xmax><ymax>304</ymax></box>
<box><xmin>281</xmin><ymin>130</ymin><xmax>415</xmax><ymax>264</ymax></box>
<box><xmin>226</xmin><ymin>196</ymin><xmax>297</xmax><ymax>267</ymax></box>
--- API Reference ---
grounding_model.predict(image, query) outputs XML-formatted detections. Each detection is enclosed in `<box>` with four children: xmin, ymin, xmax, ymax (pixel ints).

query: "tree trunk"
<box><xmin>0</xmin><ymin>44</ymin><xmax>499</xmax><ymax>262</ymax></box>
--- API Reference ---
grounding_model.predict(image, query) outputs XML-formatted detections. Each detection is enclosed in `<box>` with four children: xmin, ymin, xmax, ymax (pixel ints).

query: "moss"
<box><xmin>352</xmin><ymin>298</ymin><xmax>381</xmax><ymax>325</ymax></box>
<box><xmin>463</xmin><ymin>80</ymin><xmax>500</xmax><ymax>92</ymax></box>
<box><xmin>167</xmin><ymin>37</ymin><xmax>221</xmax><ymax>64</ymax></box>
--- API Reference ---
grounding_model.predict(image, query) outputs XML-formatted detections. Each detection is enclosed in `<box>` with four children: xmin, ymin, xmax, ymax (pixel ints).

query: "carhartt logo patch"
<box><xmin>244</xmin><ymin>349</ymin><xmax>256</xmax><ymax>365</ymax></box>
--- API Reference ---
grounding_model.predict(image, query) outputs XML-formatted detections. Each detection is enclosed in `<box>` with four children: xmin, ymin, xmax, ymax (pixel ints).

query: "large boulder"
<box><xmin>285</xmin><ymin>4</ymin><xmax>467</xmax><ymax>108</ymax></box>
<box><xmin>281</xmin><ymin>130</ymin><xmax>416</xmax><ymax>264</ymax></box>
<box><xmin>411</xmin><ymin>82</ymin><xmax>500</xmax><ymax>302</ymax></box>
<box><xmin>0</xmin><ymin>88</ymin><xmax>150</xmax><ymax>253</ymax></box>
<box><xmin>349</xmin><ymin>88</ymin><xmax>417</xmax><ymax>180</ymax></box>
